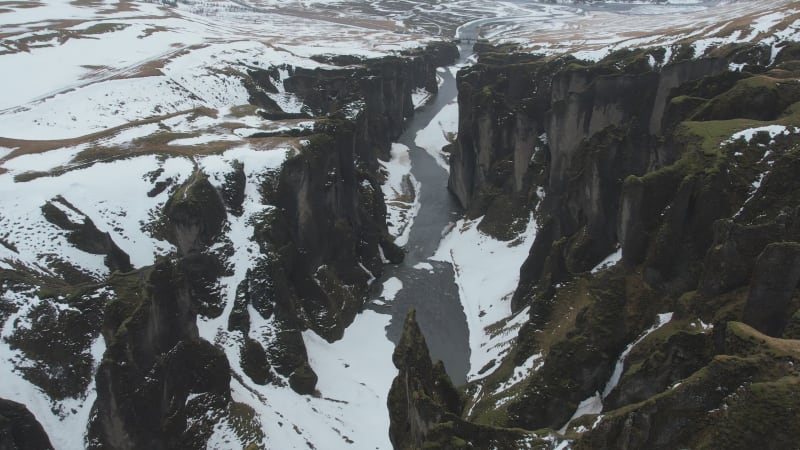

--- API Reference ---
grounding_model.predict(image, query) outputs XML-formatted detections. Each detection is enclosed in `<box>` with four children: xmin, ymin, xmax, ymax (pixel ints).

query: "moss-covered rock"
<box><xmin>164</xmin><ymin>171</ymin><xmax>227</xmax><ymax>256</ymax></box>
<box><xmin>604</xmin><ymin>322</ymin><xmax>714</xmax><ymax>410</ymax></box>
<box><xmin>89</xmin><ymin>259</ymin><xmax>232</xmax><ymax>449</ymax></box>
<box><xmin>388</xmin><ymin>309</ymin><xmax>463</xmax><ymax>449</ymax></box>
<box><xmin>742</xmin><ymin>242</ymin><xmax>800</xmax><ymax>336</ymax></box>
<box><xmin>576</xmin><ymin>322</ymin><xmax>800</xmax><ymax>450</ymax></box>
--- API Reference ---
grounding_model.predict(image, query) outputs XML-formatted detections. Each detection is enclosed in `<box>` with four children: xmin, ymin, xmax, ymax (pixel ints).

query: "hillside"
<box><xmin>1</xmin><ymin>0</ymin><xmax>800</xmax><ymax>449</ymax></box>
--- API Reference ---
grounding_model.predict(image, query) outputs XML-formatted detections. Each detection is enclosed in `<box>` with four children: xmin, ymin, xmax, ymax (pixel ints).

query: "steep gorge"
<box><xmin>387</xmin><ymin>37</ymin><xmax>800</xmax><ymax>448</ymax></box>
<box><xmin>3</xmin><ymin>2</ymin><xmax>800</xmax><ymax>448</ymax></box>
<box><xmin>0</xmin><ymin>42</ymin><xmax>459</xmax><ymax>449</ymax></box>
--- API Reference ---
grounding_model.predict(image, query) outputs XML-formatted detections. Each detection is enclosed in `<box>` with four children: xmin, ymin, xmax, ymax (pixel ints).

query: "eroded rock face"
<box><xmin>388</xmin><ymin>309</ymin><xmax>463</xmax><ymax>448</ymax></box>
<box><xmin>445</xmin><ymin>41</ymin><xmax>800</xmax><ymax>446</ymax></box>
<box><xmin>163</xmin><ymin>172</ymin><xmax>227</xmax><ymax>256</ymax></box>
<box><xmin>0</xmin><ymin>398</ymin><xmax>54</xmax><ymax>450</ymax></box>
<box><xmin>1</xmin><ymin>42</ymin><xmax>458</xmax><ymax>448</ymax></box>
<box><xmin>285</xmin><ymin>42</ymin><xmax>459</xmax><ymax>164</ymax></box>
<box><xmin>576</xmin><ymin>323</ymin><xmax>800</xmax><ymax>450</ymax></box>
<box><xmin>387</xmin><ymin>309</ymin><xmax>541</xmax><ymax>449</ymax></box>
<box><xmin>743</xmin><ymin>242</ymin><xmax>800</xmax><ymax>336</ymax></box>
<box><xmin>88</xmin><ymin>260</ymin><xmax>231</xmax><ymax>450</ymax></box>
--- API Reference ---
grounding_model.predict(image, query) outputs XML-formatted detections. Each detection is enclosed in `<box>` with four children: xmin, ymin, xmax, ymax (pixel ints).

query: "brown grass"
<box><xmin>535</xmin><ymin>279</ymin><xmax>593</xmax><ymax>355</ymax></box>
<box><xmin>0</xmin><ymin>1</ymin><xmax>42</xmax><ymax>8</ymax></box>
<box><xmin>0</xmin><ymin>107</ymin><xmax>217</xmax><ymax>162</ymax></box>
<box><xmin>273</xmin><ymin>7</ymin><xmax>403</xmax><ymax>32</ymax></box>
<box><xmin>731</xmin><ymin>322</ymin><xmax>800</xmax><ymax>358</ymax></box>
<box><xmin>13</xmin><ymin>135</ymin><xmax>297</xmax><ymax>183</ymax></box>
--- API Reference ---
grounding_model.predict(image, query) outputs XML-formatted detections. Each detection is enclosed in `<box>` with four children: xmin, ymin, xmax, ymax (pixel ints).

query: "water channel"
<box><xmin>373</xmin><ymin>40</ymin><xmax>475</xmax><ymax>386</ymax></box>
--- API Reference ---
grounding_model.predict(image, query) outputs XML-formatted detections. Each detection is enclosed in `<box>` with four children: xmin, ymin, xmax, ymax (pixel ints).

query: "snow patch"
<box><xmin>380</xmin><ymin>143</ymin><xmax>421</xmax><ymax>247</ymax></box>
<box><xmin>412</xmin><ymin>88</ymin><xmax>433</xmax><ymax>109</ymax></box>
<box><xmin>433</xmin><ymin>215</ymin><xmax>538</xmax><ymax>381</ymax></box>
<box><xmin>380</xmin><ymin>277</ymin><xmax>403</xmax><ymax>302</ymax></box>
<box><xmin>591</xmin><ymin>247</ymin><xmax>622</xmax><ymax>273</ymax></box>
<box><xmin>414</xmin><ymin>100</ymin><xmax>458</xmax><ymax>172</ymax></box>
<box><xmin>603</xmin><ymin>312</ymin><xmax>674</xmax><ymax>398</ymax></box>
<box><xmin>413</xmin><ymin>262</ymin><xmax>434</xmax><ymax>272</ymax></box>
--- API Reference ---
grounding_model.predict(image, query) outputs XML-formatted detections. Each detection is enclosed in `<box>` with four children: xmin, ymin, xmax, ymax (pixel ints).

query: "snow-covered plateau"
<box><xmin>2</xmin><ymin>0</ymin><xmax>800</xmax><ymax>449</ymax></box>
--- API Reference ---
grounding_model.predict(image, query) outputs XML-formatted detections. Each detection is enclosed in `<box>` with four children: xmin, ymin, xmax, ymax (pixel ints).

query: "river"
<box><xmin>371</xmin><ymin>41</ymin><xmax>475</xmax><ymax>386</ymax></box>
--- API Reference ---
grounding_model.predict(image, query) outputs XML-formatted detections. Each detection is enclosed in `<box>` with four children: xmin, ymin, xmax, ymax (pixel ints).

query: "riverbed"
<box><xmin>374</xmin><ymin>42</ymin><xmax>474</xmax><ymax>386</ymax></box>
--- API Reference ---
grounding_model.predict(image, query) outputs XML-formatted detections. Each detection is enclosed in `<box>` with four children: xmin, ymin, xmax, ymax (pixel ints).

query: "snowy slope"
<box><xmin>2</xmin><ymin>0</ymin><xmax>800</xmax><ymax>449</ymax></box>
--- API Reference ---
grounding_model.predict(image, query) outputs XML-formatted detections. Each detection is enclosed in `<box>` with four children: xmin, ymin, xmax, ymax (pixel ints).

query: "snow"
<box><xmin>193</xmin><ymin>142</ymin><xmax>398</xmax><ymax>449</ymax></box>
<box><xmin>0</xmin><ymin>146</ymin><xmax>15</xmax><ymax>159</ymax></box>
<box><xmin>413</xmin><ymin>262</ymin><xmax>434</xmax><ymax>272</ymax></box>
<box><xmin>591</xmin><ymin>248</ymin><xmax>622</xmax><ymax>273</ymax></box>
<box><xmin>380</xmin><ymin>143</ymin><xmax>421</xmax><ymax>247</ymax></box>
<box><xmin>1</xmin><ymin>0</ymin><xmax>799</xmax><ymax>447</ymax></box>
<box><xmin>514</xmin><ymin>353</ymin><xmax>544</xmax><ymax>380</ymax></box>
<box><xmin>97</xmin><ymin>123</ymin><xmax>162</xmax><ymax>147</ymax></box>
<box><xmin>414</xmin><ymin>99</ymin><xmax>458</xmax><ymax>172</ymax></box>
<box><xmin>380</xmin><ymin>277</ymin><xmax>403</xmax><ymax>301</ymax></box>
<box><xmin>494</xmin><ymin>352</ymin><xmax>544</xmax><ymax>396</ymax></box>
<box><xmin>210</xmin><ymin>307</ymin><xmax>398</xmax><ymax>450</ymax></box>
<box><xmin>603</xmin><ymin>312</ymin><xmax>674</xmax><ymax>399</ymax></box>
<box><xmin>267</xmin><ymin>68</ymin><xmax>308</xmax><ymax>114</ymax></box>
<box><xmin>195</xmin><ymin>144</ymin><xmax>292</xmax><ymax>346</ymax></box>
<box><xmin>0</xmin><ymin>77</ymin><xmax>198</xmax><ymax>140</ymax></box>
<box><xmin>0</xmin><ymin>20</ymin><xmax>201</xmax><ymax>112</ymax></box>
<box><xmin>0</xmin><ymin>154</ymin><xmax>195</xmax><ymax>275</ymax></box>
<box><xmin>433</xmin><ymin>215</ymin><xmax>538</xmax><ymax>380</ymax></box>
<box><xmin>557</xmin><ymin>312</ymin><xmax>674</xmax><ymax>434</ymax></box>
<box><xmin>2</xmin><ymin>146</ymin><xmax>86</xmax><ymax>174</ymax></box>
<box><xmin>168</xmin><ymin>134</ymin><xmax>242</xmax><ymax>146</ymax></box>
<box><xmin>0</xmin><ymin>287</ymin><xmax>106</xmax><ymax>450</ymax></box>
<box><xmin>412</xmin><ymin>88</ymin><xmax>433</xmax><ymax>109</ymax></box>
<box><xmin>559</xmin><ymin>392</ymin><xmax>604</xmax><ymax>434</ymax></box>
<box><xmin>726</xmin><ymin>125</ymin><xmax>797</xmax><ymax>144</ymax></box>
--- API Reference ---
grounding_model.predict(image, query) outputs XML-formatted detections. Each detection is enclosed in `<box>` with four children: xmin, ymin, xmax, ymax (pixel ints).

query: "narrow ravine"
<box><xmin>377</xmin><ymin>42</ymin><xmax>474</xmax><ymax>386</ymax></box>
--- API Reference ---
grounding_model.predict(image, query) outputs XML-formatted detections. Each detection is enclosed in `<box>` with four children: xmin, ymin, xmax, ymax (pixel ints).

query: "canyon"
<box><xmin>1</xmin><ymin>0</ymin><xmax>800</xmax><ymax>449</ymax></box>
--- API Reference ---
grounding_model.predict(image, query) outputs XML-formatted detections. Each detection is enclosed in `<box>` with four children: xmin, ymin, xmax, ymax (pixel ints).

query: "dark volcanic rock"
<box><xmin>388</xmin><ymin>308</ymin><xmax>463</xmax><ymax>450</ymax></box>
<box><xmin>88</xmin><ymin>261</ymin><xmax>231</xmax><ymax>449</ymax></box>
<box><xmin>164</xmin><ymin>171</ymin><xmax>227</xmax><ymax>256</ymax></box>
<box><xmin>220</xmin><ymin>159</ymin><xmax>246</xmax><ymax>216</ymax></box>
<box><xmin>743</xmin><ymin>242</ymin><xmax>800</xmax><ymax>336</ymax></box>
<box><xmin>452</xmin><ymin>41</ymin><xmax>800</xmax><ymax>443</ymax></box>
<box><xmin>41</xmin><ymin>198</ymin><xmax>133</xmax><ymax>273</ymax></box>
<box><xmin>447</xmin><ymin>47</ymin><xmax>739</xmax><ymax>310</ymax></box>
<box><xmin>0</xmin><ymin>398</ymin><xmax>54</xmax><ymax>450</ymax></box>
<box><xmin>387</xmin><ymin>309</ymin><xmax>542</xmax><ymax>449</ymax></box>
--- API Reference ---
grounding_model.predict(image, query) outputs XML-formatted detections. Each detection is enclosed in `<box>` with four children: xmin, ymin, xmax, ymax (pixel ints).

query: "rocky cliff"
<box><xmin>388</xmin><ymin>309</ymin><xmax>544</xmax><ymax>449</ymax></box>
<box><xmin>0</xmin><ymin>42</ymin><xmax>457</xmax><ymax>448</ymax></box>
<box><xmin>403</xmin><ymin>40</ymin><xmax>800</xmax><ymax>447</ymax></box>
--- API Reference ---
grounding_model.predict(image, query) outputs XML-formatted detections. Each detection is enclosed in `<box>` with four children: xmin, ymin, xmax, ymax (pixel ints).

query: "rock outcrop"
<box><xmin>41</xmin><ymin>196</ymin><xmax>132</xmax><ymax>274</ymax></box>
<box><xmin>388</xmin><ymin>309</ymin><xmax>541</xmax><ymax>449</ymax></box>
<box><xmin>743</xmin><ymin>242</ymin><xmax>800</xmax><ymax>336</ymax></box>
<box><xmin>88</xmin><ymin>261</ymin><xmax>232</xmax><ymax>449</ymax></box>
<box><xmin>439</xmin><ymin>40</ymin><xmax>800</xmax><ymax>447</ymax></box>
<box><xmin>241</xmin><ymin>42</ymin><xmax>458</xmax><ymax>344</ymax></box>
<box><xmin>264</xmin><ymin>42</ymin><xmax>459</xmax><ymax>167</ymax></box>
<box><xmin>575</xmin><ymin>323</ymin><xmax>800</xmax><ymax>450</ymax></box>
<box><xmin>79</xmin><ymin>43</ymin><xmax>459</xmax><ymax>448</ymax></box>
<box><xmin>0</xmin><ymin>398</ymin><xmax>54</xmax><ymax>450</ymax></box>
